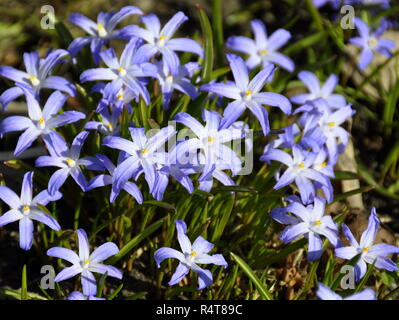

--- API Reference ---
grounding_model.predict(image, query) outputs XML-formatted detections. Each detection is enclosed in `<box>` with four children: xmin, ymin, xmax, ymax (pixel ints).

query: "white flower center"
<box><xmin>118</xmin><ymin>66</ymin><xmax>127</xmax><ymax>77</ymax></box>
<box><xmin>186</xmin><ymin>251</ymin><xmax>197</xmax><ymax>264</ymax></box>
<box><xmin>37</xmin><ymin>117</ymin><xmax>46</xmax><ymax>130</ymax></box>
<box><xmin>157</xmin><ymin>35</ymin><xmax>166</xmax><ymax>47</ymax></box>
<box><xmin>296</xmin><ymin>162</ymin><xmax>305</xmax><ymax>171</ymax></box>
<box><xmin>97</xmin><ymin>24</ymin><xmax>107</xmax><ymax>37</ymax></box>
<box><xmin>65</xmin><ymin>158</ymin><xmax>76</xmax><ymax>168</ymax></box>
<box><xmin>243</xmin><ymin>89</ymin><xmax>252</xmax><ymax>101</ymax></box>
<box><xmin>368</xmin><ymin>38</ymin><xmax>378</xmax><ymax>49</ymax></box>
<box><xmin>21</xmin><ymin>205</ymin><xmax>30</xmax><ymax>216</ymax></box>
<box><xmin>139</xmin><ymin>148</ymin><xmax>149</xmax><ymax>158</ymax></box>
<box><xmin>28</xmin><ymin>75</ymin><xmax>40</xmax><ymax>86</ymax></box>
<box><xmin>81</xmin><ymin>259</ymin><xmax>90</xmax><ymax>268</ymax></box>
<box><xmin>166</xmin><ymin>74</ymin><xmax>174</xmax><ymax>86</ymax></box>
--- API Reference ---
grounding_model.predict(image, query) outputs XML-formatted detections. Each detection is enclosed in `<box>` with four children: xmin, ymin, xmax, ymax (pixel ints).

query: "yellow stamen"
<box><xmin>159</xmin><ymin>35</ymin><xmax>165</xmax><ymax>41</ymax></box>
<box><xmin>28</xmin><ymin>75</ymin><xmax>40</xmax><ymax>86</ymax></box>
<box><xmin>363</xmin><ymin>247</ymin><xmax>369</xmax><ymax>253</ymax></box>
<box><xmin>118</xmin><ymin>66</ymin><xmax>127</xmax><ymax>76</ymax></box>
<box><xmin>298</xmin><ymin>163</ymin><xmax>305</xmax><ymax>169</ymax></box>
<box><xmin>245</xmin><ymin>89</ymin><xmax>252</xmax><ymax>96</ymax></box>
<box><xmin>320</xmin><ymin>162</ymin><xmax>327</xmax><ymax>168</ymax></box>
<box><xmin>39</xmin><ymin>117</ymin><xmax>45</xmax><ymax>125</ymax></box>
<box><xmin>84</xmin><ymin>259</ymin><xmax>90</xmax><ymax>265</ymax></box>
<box><xmin>141</xmin><ymin>148</ymin><xmax>148</xmax><ymax>154</ymax></box>
<box><xmin>116</xmin><ymin>93</ymin><xmax>124</xmax><ymax>100</ymax></box>
<box><xmin>66</xmin><ymin>158</ymin><xmax>75</xmax><ymax>166</ymax></box>
<box><xmin>97</xmin><ymin>24</ymin><xmax>107</xmax><ymax>37</ymax></box>
<box><xmin>23</xmin><ymin>205</ymin><xmax>30</xmax><ymax>212</ymax></box>
<box><xmin>207</xmin><ymin>136</ymin><xmax>214</xmax><ymax>143</ymax></box>
<box><xmin>190</xmin><ymin>251</ymin><xmax>197</xmax><ymax>257</ymax></box>
<box><xmin>368</xmin><ymin>39</ymin><xmax>377</xmax><ymax>47</ymax></box>
<box><xmin>314</xmin><ymin>220</ymin><xmax>322</xmax><ymax>226</ymax></box>
<box><xmin>259</xmin><ymin>49</ymin><xmax>268</xmax><ymax>56</ymax></box>
<box><xmin>327</xmin><ymin>122</ymin><xmax>335</xmax><ymax>127</ymax></box>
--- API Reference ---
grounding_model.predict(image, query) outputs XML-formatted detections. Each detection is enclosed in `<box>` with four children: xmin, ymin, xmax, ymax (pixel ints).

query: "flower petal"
<box><xmin>19</xmin><ymin>217</ymin><xmax>34</xmax><ymax>250</ymax></box>
<box><xmin>90</xmin><ymin>242</ymin><xmax>119</xmax><ymax>263</ymax></box>
<box><xmin>47</xmin><ymin>247</ymin><xmax>80</xmax><ymax>264</ymax></box>
<box><xmin>175</xmin><ymin>220</ymin><xmax>192</xmax><ymax>254</ymax></box>
<box><xmin>168</xmin><ymin>262</ymin><xmax>190</xmax><ymax>286</ymax></box>
<box><xmin>55</xmin><ymin>264</ymin><xmax>82</xmax><ymax>282</ymax></box>
<box><xmin>0</xmin><ymin>186</ymin><xmax>21</xmax><ymax>209</ymax></box>
<box><xmin>77</xmin><ymin>229</ymin><xmax>90</xmax><ymax>261</ymax></box>
<box><xmin>154</xmin><ymin>247</ymin><xmax>185</xmax><ymax>267</ymax></box>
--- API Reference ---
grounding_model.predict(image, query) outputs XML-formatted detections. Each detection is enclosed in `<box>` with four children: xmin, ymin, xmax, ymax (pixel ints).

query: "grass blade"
<box><xmin>230</xmin><ymin>252</ymin><xmax>273</xmax><ymax>300</ymax></box>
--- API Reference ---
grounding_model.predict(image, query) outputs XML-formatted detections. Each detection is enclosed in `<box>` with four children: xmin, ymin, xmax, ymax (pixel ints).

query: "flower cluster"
<box><xmin>0</xmin><ymin>4</ymin><xmax>397</xmax><ymax>299</ymax></box>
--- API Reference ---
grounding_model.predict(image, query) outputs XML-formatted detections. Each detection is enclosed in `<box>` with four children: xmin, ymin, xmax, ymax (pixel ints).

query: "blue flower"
<box><xmin>174</xmin><ymin>109</ymin><xmax>243</xmax><ymax>181</ymax></box>
<box><xmin>306</xmin><ymin>102</ymin><xmax>354</xmax><ymax>163</ymax></box>
<box><xmin>154</xmin><ymin>220</ymin><xmax>227</xmax><ymax>290</ymax></box>
<box><xmin>271</xmin><ymin>196</ymin><xmax>339</xmax><ymax>261</ymax></box>
<box><xmin>316</xmin><ymin>283</ymin><xmax>376</xmax><ymax>300</ymax></box>
<box><xmin>226</xmin><ymin>19</ymin><xmax>294</xmax><ymax>72</ymax></box>
<box><xmin>349</xmin><ymin>18</ymin><xmax>396</xmax><ymax>70</ymax></box>
<box><xmin>93</xmin><ymin>81</ymin><xmax>137</xmax><ymax>113</ymax></box>
<box><xmin>47</xmin><ymin>229</ymin><xmax>122</xmax><ymax>296</ymax></box>
<box><xmin>335</xmin><ymin>207</ymin><xmax>399</xmax><ymax>281</ymax></box>
<box><xmin>0</xmin><ymin>86</ymin><xmax>85</xmax><ymax>156</ymax></box>
<box><xmin>155</xmin><ymin>60</ymin><xmax>200</xmax><ymax>110</ymax></box>
<box><xmin>80</xmin><ymin>38</ymin><xmax>157</xmax><ymax>105</ymax></box>
<box><xmin>291</xmin><ymin>71</ymin><xmax>347</xmax><ymax>109</ymax></box>
<box><xmin>261</xmin><ymin>145</ymin><xmax>330</xmax><ymax>204</ymax></box>
<box><xmin>124</xmin><ymin>11</ymin><xmax>203</xmax><ymax>74</ymax></box>
<box><xmin>85</xmin><ymin>106</ymin><xmax>121</xmax><ymax>136</ymax></box>
<box><xmin>146</xmin><ymin>146</ymin><xmax>194</xmax><ymax>201</ymax></box>
<box><xmin>35</xmin><ymin>131</ymin><xmax>100</xmax><ymax>195</ymax></box>
<box><xmin>0</xmin><ymin>171</ymin><xmax>61</xmax><ymax>250</ymax></box>
<box><xmin>102</xmin><ymin>125</ymin><xmax>176</xmax><ymax>195</ymax></box>
<box><xmin>87</xmin><ymin>154</ymin><xmax>143</xmax><ymax>204</ymax></box>
<box><xmin>0</xmin><ymin>49</ymin><xmax>76</xmax><ymax>109</ymax></box>
<box><xmin>68</xmin><ymin>6</ymin><xmax>143</xmax><ymax>65</ymax></box>
<box><xmin>201</xmin><ymin>54</ymin><xmax>291</xmax><ymax>135</ymax></box>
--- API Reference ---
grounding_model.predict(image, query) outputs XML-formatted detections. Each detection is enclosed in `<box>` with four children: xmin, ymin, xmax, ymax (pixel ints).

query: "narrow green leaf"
<box><xmin>108</xmin><ymin>284</ymin><xmax>123</xmax><ymax>300</ymax></box>
<box><xmin>125</xmin><ymin>292</ymin><xmax>147</xmax><ymax>300</ymax></box>
<box><xmin>212</xmin><ymin>0</ymin><xmax>224</xmax><ymax>67</ymax></box>
<box><xmin>355</xmin><ymin>261</ymin><xmax>375</xmax><ymax>292</ymax></box>
<box><xmin>107</xmin><ymin>218</ymin><xmax>164</xmax><ymax>264</ymax></box>
<box><xmin>21</xmin><ymin>264</ymin><xmax>27</xmax><ymax>300</ymax></box>
<box><xmin>196</xmin><ymin>4</ymin><xmax>214</xmax><ymax>83</ymax></box>
<box><xmin>230</xmin><ymin>252</ymin><xmax>273</xmax><ymax>300</ymax></box>
<box><xmin>331</xmin><ymin>185</ymin><xmax>374</xmax><ymax>204</ymax></box>
<box><xmin>142</xmin><ymin>200</ymin><xmax>175</xmax><ymax>211</ymax></box>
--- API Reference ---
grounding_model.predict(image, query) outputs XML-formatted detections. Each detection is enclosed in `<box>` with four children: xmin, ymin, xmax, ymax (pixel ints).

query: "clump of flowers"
<box><xmin>0</xmin><ymin>2</ymin><xmax>397</xmax><ymax>301</ymax></box>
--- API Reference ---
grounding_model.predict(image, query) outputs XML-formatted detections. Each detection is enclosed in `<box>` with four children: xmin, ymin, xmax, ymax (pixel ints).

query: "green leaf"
<box><xmin>355</xmin><ymin>261</ymin><xmax>375</xmax><ymax>292</ymax></box>
<box><xmin>330</xmin><ymin>185</ymin><xmax>374</xmax><ymax>204</ymax></box>
<box><xmin>107</xmin><ymin>218</ymin><xmax>164</xmax><ymax>265</ymax></box>
<box><xmin>213</xmin><ymin>185</ymin><xmax>258</xmax><ymax>193</ymax></box>
<box><xmin>212</xmin><ymin>0</ymin><xmax>224</xmax><ymax>67</ymax></box>
<box><xmin>230</xmin><ymin>252</ymin><xmax>273</xmax><ymax>300</ymax></box>
<box><xmin>196</xmin><ymin>4</ymin><xmax>214</xmax><ymax>83</ymax></box>
<box><xmin>97</xmin><ymin>272</ymin><xmax>108</xmax><ymax>297</ymax></box>
<box><xmin>142</xmin><ymin>200</ymin><xmax>175</xmax><ymax>211</ymax></box>
<box><xmin>333</xmin><ymin>171</ymin><xmax>360</xmax><ymax>180</ymax></box>
<box><xmin>125</xmin><ymin>291</ymin><xmax>147</xmax><ymax>300</ymax></box>
<box><xmin>21</xmin><ymin>264</ymin><xmax>27</xmax><ymax>300</ymax></box>
<box><xmin>108</xmin><ymin>284</ymin><xmax>123</xmax><ymax>300</ymax></box>
<box><xmin>383</xmin><ymin>78</ymin><xmax>399</xmax><ymax>137</ymax></box>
